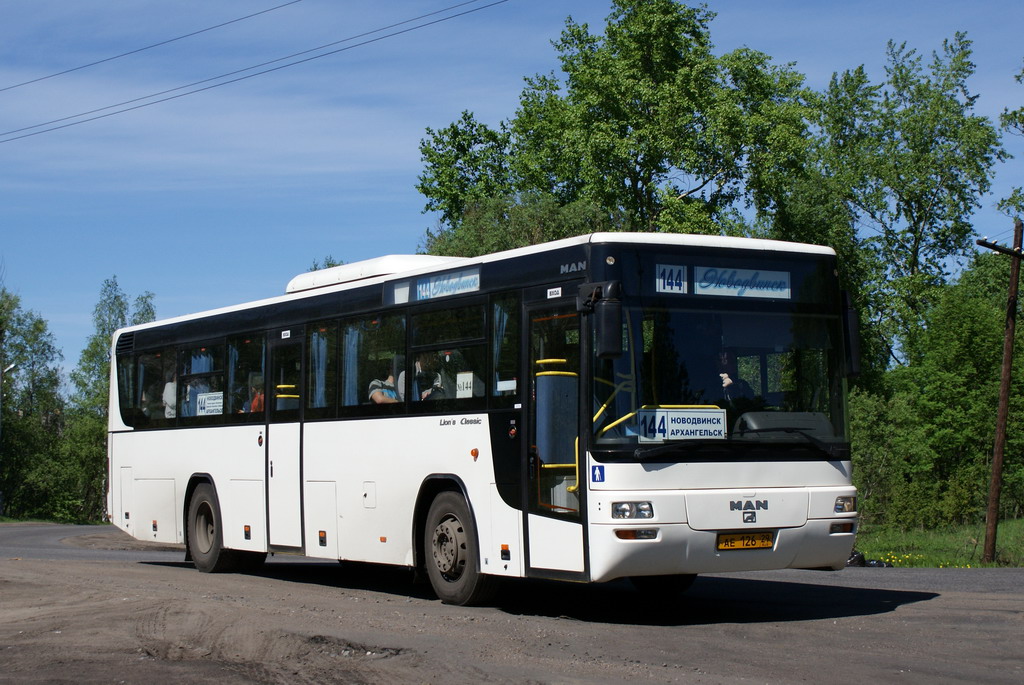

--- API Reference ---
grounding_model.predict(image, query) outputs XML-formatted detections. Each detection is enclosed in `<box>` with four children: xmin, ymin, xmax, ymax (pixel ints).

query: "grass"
<box><xmin>855</xmin><ymin>518</ymin><xmax>1024</xmax><ymax>568</ymax></box>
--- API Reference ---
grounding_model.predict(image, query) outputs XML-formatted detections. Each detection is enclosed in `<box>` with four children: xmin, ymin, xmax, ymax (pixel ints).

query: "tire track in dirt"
<box><xmin>131</xmin><ymin>598</ymin><xmax>411</xmax><ymax>683</ymax></box>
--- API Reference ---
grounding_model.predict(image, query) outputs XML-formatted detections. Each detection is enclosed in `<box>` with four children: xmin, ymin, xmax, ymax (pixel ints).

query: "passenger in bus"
<box><xmin>399</xmin><ymin>352</ymin><xmax>445</xmax><ymax>401</ymax></box>
<box><xmin>245</xmin><ymin>377</ymin><xmax>265</xmax><ymax>413</ymax></box>
<box><xmin>162</xmin><ymin>372</ymin><xmax>177</xmax><ymax>419</ymax></box>
<box><xmin>368</xmin><ymin>365</ymin><xmax>400</xmax><ymax>404</ymax></box>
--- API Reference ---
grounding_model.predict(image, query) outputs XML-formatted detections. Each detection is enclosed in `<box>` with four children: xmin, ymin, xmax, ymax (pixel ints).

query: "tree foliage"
<box><xmin>999</xmin><ymin>62</ymin><xmax>1024</xmax><ymax>218</ymax></box>
<box><xmin>0</xmin><ymin>288</ymin><xmax>66</xmax><ymax>519</ymax></box>
<box><xmin>61</xmin><ymin>277</ymin><xmax>155</xmax><ymax>522</ymax></box>
<box><xmin>814</xmin><ymin>34</ymin><xmax>1005</xmax><ymax>365</ymax></box>
<box><xmin>418</xmin><ymin>0</ymin><xmax>811</xmax><ymax>252</ymax></box>
<box><xmin>852</xmin><ymin>254</ymin><xmax>1024</xmax><ymax>527</ymax></box>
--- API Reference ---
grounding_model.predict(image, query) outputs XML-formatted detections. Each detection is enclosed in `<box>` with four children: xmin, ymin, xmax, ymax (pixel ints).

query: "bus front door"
<box><xmin>267</xmin><ymin>329</ymin><xmax>304</xmax><ymax>550</ymax></box>
<box><xmin>525</xmin><ymin>302</ymin><xmax>585</xmax><ymax>576</ymax></box>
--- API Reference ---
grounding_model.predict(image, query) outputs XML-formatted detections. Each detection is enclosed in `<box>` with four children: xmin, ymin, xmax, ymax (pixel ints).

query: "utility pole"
<box><xmin>0</xmin><ymin>362</ymin><xmax>14</xmax><ymax>517</ymax></box>
<box><xmin>976</xmin><ymin>217</ymin><xmax>1023</xmax><ymax>564</ymax></box>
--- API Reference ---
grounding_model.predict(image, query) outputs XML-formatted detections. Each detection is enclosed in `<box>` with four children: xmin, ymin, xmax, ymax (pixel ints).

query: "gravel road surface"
<box><xmin>1</xmin><ymin>523</ymin><xmax>1021</xmax><ymax>683</ymax></box>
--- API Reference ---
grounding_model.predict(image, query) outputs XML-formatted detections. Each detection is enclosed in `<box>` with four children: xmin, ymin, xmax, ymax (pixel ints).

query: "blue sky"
<box><xmin>1</xmin><ymin>0</ymin><xmax>1022</xmax><ymax>371</ymax></box>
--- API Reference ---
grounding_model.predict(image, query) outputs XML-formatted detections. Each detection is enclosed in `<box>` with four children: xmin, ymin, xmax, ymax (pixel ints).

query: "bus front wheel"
<box><xmin>424</xmin><ymin>491</ymin><xmax>497</xmax><ymax>606</ymax></box>
<box><xmin>187</xmin><ymin>483</ymin><xmax>238</xmax><ymax>573</ymax></box>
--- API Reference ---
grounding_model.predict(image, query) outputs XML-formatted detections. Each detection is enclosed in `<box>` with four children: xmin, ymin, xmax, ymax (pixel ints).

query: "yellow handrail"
<box><xmin>567</xmin><ymin>438</ymin><xmax>580</xmax><ymax>493</ymax></box>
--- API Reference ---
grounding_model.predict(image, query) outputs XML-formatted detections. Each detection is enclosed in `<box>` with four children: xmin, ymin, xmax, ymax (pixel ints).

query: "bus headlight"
<box><xmin>611</xmin><ymin>501</ymin><xmax>654</xmax><ymax>519</ymax></box>
<box><xmin>834</xmin><ymin>496</ymin><xmax>857</xmax><ymax>513</ymax></box>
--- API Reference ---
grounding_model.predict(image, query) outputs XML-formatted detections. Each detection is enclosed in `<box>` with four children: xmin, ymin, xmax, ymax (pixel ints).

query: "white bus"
<box><xmin>108</xmin><ymin>233</ymin><xmax>859</xmax><ymax>605</ymax></box>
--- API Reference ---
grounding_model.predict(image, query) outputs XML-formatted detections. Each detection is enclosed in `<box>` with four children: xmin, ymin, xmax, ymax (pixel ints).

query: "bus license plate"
<box><xmin>716</xmin><ymin>532</ymin><xmax>774</xmax><ymax>550</ymax></box>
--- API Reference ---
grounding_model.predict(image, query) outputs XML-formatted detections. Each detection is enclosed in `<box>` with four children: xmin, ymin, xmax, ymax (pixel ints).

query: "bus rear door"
<box><xmin>267</xmin><ymin>327</ymin><xmax>304</xmax><ymax>550</ymax></box>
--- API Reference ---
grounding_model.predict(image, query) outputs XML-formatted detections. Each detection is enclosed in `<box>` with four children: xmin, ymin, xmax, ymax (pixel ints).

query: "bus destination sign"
<box><xmin>637</xmin><ymin>407</ymin><xmax>727</xmax><ymax>443</ymax></box>
<box><xmin>416</xmin><ymin>267</ymin><xmax>480</xmax><ymax>301</ymax></box>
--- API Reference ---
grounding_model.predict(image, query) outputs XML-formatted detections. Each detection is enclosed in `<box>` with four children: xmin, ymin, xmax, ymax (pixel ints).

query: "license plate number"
<box><xmin>716</xmin><ymin>531</ymin><xmax>774</xmax><ymax>550</ymax></box>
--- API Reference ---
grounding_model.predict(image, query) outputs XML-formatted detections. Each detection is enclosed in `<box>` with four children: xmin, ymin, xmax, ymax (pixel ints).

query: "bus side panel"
<box><xmin>221</xmin><ymin>479</ymin><xmax>267</xmax><ymax>553</ymax></box>
<box><xmin>133</xmin><ymin>479</ymin><xmax>178</xmax><ymax>543</ymax></box>
<box><xmin>117</xmin><ymin>465</ymin><xmax>133</xmax><ymax>538</ymax></box>
<box><xmin>303</xmin><ymin>415</ymin><xmax>518</xmax><ymax>572</ymax></box>
<box><xmin>110</xmin><ymin>425</ymin><xmax>266</xmax><ymax>548</ymax></box>
<box><xmin>485</xmin><ymin>486</ymin><xmax>524</xmax><ymax>578</ymax></box>
<box><xmin>303</xmin><ymin>480</ymin><xmax>338</xmax><ymax>559</ymax></box>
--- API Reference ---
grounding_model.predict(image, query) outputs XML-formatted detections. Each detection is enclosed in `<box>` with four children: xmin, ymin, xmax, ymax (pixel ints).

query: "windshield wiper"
<box><xmin>734</xmin><ymin>427</ymin><xmax>849</xmax><ymax>459</ymax></box>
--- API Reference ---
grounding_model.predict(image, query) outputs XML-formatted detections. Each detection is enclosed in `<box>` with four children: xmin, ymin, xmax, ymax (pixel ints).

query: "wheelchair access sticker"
<box><xmin>591</xmin><ymin>465</ymin><xmax>605</xmax><ymax>483</ymax></box>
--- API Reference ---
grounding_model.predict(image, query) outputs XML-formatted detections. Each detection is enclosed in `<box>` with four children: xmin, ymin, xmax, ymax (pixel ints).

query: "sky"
<box><xmin>1</xmin><ymin>0</ymin><xmax>1022</xmax><ymax>373</ymax></box>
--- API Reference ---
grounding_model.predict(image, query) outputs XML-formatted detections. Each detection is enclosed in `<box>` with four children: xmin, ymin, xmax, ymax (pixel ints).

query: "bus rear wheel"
<box><xmin>424</xmin><ymin>491</ymin><xmax>497</xmax><ymax>606</ymax></box>
<box><xmin>187</xmin><ymin>483</ymin><xmax>238</xmax><ymax>573</ymax></box>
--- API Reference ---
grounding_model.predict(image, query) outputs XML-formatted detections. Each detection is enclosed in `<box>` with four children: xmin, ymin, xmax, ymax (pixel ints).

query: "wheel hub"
<box><xmin>431</xmin><ymin>515</ymin><xmax>466</xmax><ymax>580</ymax></box>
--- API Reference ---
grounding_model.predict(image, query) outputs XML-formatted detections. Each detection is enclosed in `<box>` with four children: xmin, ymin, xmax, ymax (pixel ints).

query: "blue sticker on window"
<box><xmin>591</xmin><ymin>465</ymin><xmax>605</xmax><ymax>483</ymax></box>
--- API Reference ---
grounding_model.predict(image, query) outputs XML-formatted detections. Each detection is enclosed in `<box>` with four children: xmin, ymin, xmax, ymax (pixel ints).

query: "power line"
<box><xmin>0</xmin><ymin>1</ymin><xmax>304</xmax><ymax>94</ymax></box>
<box><xmin>0</xmin><ymin>0</ymin><xmax>506</xmax><ymax>144</ymax></box>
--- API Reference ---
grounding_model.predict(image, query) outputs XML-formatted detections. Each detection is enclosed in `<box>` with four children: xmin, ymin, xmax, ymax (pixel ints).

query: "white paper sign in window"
<box><xmin>456</xmin><ymin>371</ymin><xmax>475</xmax><ymax>399</ymax></box>
<box><xmin>637</xmin><ymin>407</ymin><xmax>726</xmax><ymax>443</ymax></box>
<box><xmin>196</xmin><ymin>392</ymin><xmax>224</xmax><ymax>416</ymax></box>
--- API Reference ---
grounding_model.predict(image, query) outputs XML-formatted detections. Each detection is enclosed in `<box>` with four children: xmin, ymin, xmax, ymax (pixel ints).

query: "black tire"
<box><xmin>629</xmin><ymin>573</ymin><xmax>697</xmax><ymax>596</ymax></box>
<box><xmin>424</xmin><ymin>491</ymin><xmax>498</xmax><ymax>606</ymax></box>
<box><xmin>187</xmin><ymin>483</ymin><xmax>238</xmax><ymax>573</ymax></box>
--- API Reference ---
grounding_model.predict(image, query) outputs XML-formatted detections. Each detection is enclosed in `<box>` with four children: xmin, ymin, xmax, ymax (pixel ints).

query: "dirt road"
<box><xmin>1</xmin><ymin>523</ymin><xmax>1021</xmax><ymax>683</ymax></box>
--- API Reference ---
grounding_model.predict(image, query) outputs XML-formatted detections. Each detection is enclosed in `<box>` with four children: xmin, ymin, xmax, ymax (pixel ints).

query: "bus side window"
<box><xmin>307</xmin><ymin>323</ymin><xmax>338</xmax><ymax>417</ymax></box>
<box><xmin>178</xmin><ymin>343</ymin><xmax>225</xmax><ymax>420</ymax></box>
<box><xmin>116</xmin><ymin>352</ymin><xmax>136</xmax><ymax>427</ymax></box>
<box><xmin>136</xmin><ymin>352</ymin><xmax>164</xmax><ymax>425</ymax></box>
<box><xmin>409</xmin><ymin>304</ymin><xmax>487</xmax><ymax>410</ymax></box>
<box><xmin>491</xmin><ymin>293</ymin><xmax>520</xmax><ymax>406</ymax></box>
<box><xmin>339</xmin><ymin>314</ymin><xmax>404</xmax><ymax>410</ymax></box>
<box><xmin>227</xmin><ymin>334</ymin><xmax>266</xmax><ymax>418</ymax></box>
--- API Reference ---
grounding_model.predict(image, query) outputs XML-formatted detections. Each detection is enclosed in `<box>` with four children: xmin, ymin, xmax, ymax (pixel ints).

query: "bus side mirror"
<box><xmin>579</xmin><ymin>281</ymin><xmax>623</xmax><ymax>359</ymax></box>
<box><xmin>842</xmin><ymin>291</ymin><xmax>861</xmax><ymax>378</ymax></box>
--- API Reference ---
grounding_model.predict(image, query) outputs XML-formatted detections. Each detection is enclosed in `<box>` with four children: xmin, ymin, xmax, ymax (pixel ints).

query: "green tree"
<box><xmin>418</xmin><ymin>110</ymin><xmax>513</xmax><ymax>232</ymax></box>
<box><xmin>0</xmin><ymin>288</ymin><xmax>66</xmax><ymax>519</ymax></box>
<box><xmin>418</xmin><ymin>0</ymin><xmax>812</xmax><ymax>252</ymax></box>
<box><xmin>63</xmin><ymin>277</ymin><xmax>154</xmax><ymax>521</ymax></box>
<box><xmin>814</xmin><ymin>34</ymin><xmax>1005</xmax><ymax>365</ymax></box>
<box><xmin>309</xmin><ymin>256</ymin><xmax>344</xmax><ymax>271</ymax></box>
<box><xmin>999</xmin><ymin>61</ymin><xmax>1024</xmax><ymax>218</ymax></box>
<box><xmin>423</xmin><ymin>193</ymin><xmax>626</xmax><ymax>257</ymax></box>
<box><xmin>853</xmin><ymin>253</ymin><xmax>1024</xmax><ymax>528</ymax></box>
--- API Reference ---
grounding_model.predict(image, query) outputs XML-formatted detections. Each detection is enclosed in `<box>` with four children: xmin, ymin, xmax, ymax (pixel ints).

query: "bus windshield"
<box><xmin>592</xmin><ymin>306</ymin><xmax>848</xmax><ymax>456</ymax></box>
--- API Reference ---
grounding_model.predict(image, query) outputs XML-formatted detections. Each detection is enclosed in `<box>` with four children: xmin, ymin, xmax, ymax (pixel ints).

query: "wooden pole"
<box><xmin>976</xmin><ymin>217</ymin><xmax>1023</xmax><ymax>564</ymax></box>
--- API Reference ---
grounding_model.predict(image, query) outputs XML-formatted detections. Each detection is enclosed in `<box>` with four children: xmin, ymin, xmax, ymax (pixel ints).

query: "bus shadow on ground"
<box><xmin>144</xmin><ymin>559</ymin><xmax>938</xmax><ymax>627</ymax></box>
<box><xmin>492</xmin><ymin>575</ymin><xmax>938</xmax><ymax>626</ymax></box>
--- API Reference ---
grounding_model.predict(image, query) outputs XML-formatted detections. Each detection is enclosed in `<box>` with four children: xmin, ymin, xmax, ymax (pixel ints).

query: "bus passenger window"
<box><xmin>307</xmin><ymin>323</ymin><xmax>338</xmax><ymax>417</ymax></box>
<box><xmin>339</xmin><ymin>314</ymin><xmax>404</xmax><ymax>410</ymax></box>
<box><xmin>409</xmin><ymin>305</ymin><xmax>487</xmax><ymax>410</ymax></box>
<box><xmin>178</xmin><ymin>343</ymin><xmax>225</xmax><ymax>419</ymax></box>
<box><xmin>492</xmin><ymin>294</ymin><xmax>520</xmax><ymax>404</ymax></box>
<box><xmin>135</xmin><ymin>347</ymin><xmax>176</xmax><ymax>425</ymax></box>
<box><xmin>227</xmin><ymin>334</ymin><xmax>266</xmax><ymax>417</ymax></box>
<box><xmin>404</xmin><ymin>347</ymin><xmax>485</xmax><ymax>407</ymax></box>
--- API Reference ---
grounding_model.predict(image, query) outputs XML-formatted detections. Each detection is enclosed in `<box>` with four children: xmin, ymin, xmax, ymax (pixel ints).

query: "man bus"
<box><xmin>108</xmin><ymin>233</ymin><xmax>858</xmax><ymax>605</ymax></box>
